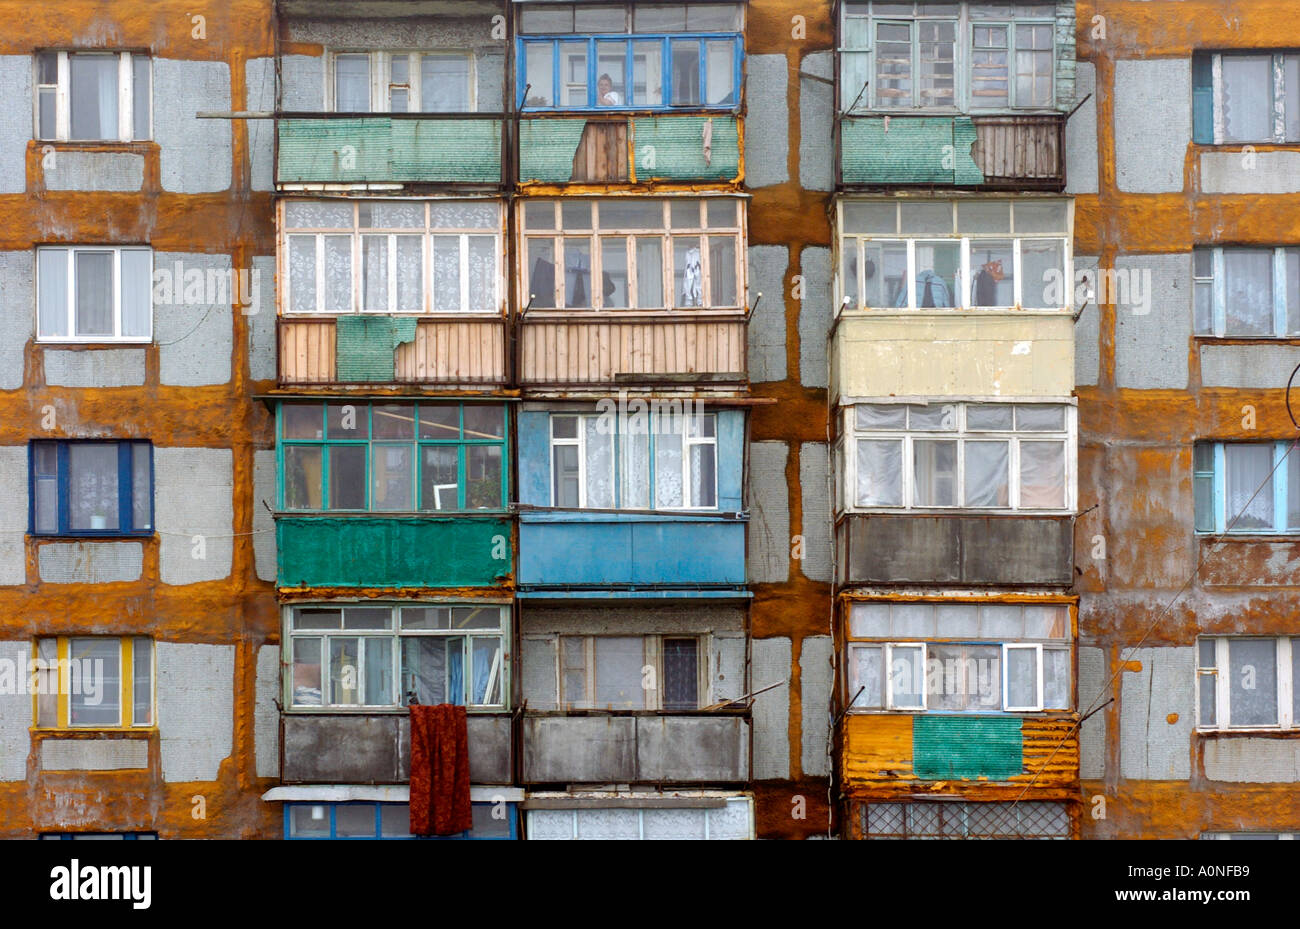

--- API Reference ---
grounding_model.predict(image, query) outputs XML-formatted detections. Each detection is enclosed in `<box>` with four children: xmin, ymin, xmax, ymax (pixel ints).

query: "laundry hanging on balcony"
<box><xmin>409</xmin><ymin>703</ymin><xmax>473</xmax><ymax>836</ymax></box>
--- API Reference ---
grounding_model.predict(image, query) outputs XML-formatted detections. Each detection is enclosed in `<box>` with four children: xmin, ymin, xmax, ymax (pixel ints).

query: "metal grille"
<box><xmin>861</xmin><ymin>801</ymin><xmax>1069</xmax><ymax>839</ymax></box>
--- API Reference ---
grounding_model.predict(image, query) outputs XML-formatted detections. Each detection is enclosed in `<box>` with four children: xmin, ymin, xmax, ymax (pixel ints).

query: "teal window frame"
<box><xmin>276</xmin><ymin>401</ymin><xmax>508</xmax><ymax>513</ymax></box>
<box><xmin>1194</xmin><ymin>440</ymin><xmax>1300</xmax><ymax>535</ymax></box>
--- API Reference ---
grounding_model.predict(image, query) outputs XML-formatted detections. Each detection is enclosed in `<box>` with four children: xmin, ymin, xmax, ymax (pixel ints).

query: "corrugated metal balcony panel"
<box><xmin>277</xmin><ymin>117</ymin><xmax>504</xmax><ymax>185</ymax></box>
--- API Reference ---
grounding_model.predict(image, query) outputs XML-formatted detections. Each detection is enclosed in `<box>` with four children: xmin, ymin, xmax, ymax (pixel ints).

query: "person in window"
<box><xmin>597</xmin><ymin>73</ymin><xmax>623</xmax><ymax>107</ymax></box>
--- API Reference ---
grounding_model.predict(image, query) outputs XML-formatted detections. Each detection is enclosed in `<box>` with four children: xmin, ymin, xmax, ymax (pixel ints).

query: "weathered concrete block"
<box><xmin>41</xmin><ymin>739</ymin><xmax>148</xmax><ymax>771</ymax></box>
<box><xmin>1119</xmin><ymin>646</ymin><xmax>1194</xmax><ymax>780</ymax></box>
<box><xmin>254</xmin><ymin>645</ymin><xmax>280</xmax><ymax>780</ymax></box>
<box><xmin>798</xmin><ymin>246</ymin><xmax>831</xmax><ymax>389</ymax></box>
<box><xmin>752</xmin><ymin>636</ymin><xmax>791</xmax><ymax>780</ymax></box>
<box><xmin>0</xmin><ymin>57</ymin><xmax>30</xmax><ymax>194</ymax></box>
<box><xmin>1201</xmin><ymin>344</ymin><xmax>1300</xmax><ymax>389</ymax></box>
<box><xmin>252</xmin><ymin>449</ymin><xmax>276</xmax><ymax>583</ymax></box>
<box><xmin>37</xmin><ymin>542</ymin><xmax>143</xmax><ymax>584</ymax></box>
<box><xmin>280</xmin><ymin>55</ymin><xmax>324</xmax><ymax>112</ymax></box>
<box><xmin>43</xmin><ymin>151</ymin><xmax>145</xmax><ymax>192</ymax></box>
<box><xmin>0</xmin><ymin>448</ymin><xmax>28</xmax><ymax>585</ymax></box>
<box><xmin>1074</xmin><ymin>255</ymin><xmax>1100</xmax><ymax>387</ymax></box>
<box><xmin>1079</xmin><ymin>646</ymin><xmax>1107</xmax><ymax>779</ymax></box>
<box><xmin>248</xmin><ymin>256</ymin><xmax>276</xmax><ymax>382</ymax></box>
<box><xmin>800</xmin><ymin>635</ymin><xmax>833</xmax><ymax>777</ymax></box>
<box><xmin>748</xmin><ymin>245</ymin><xmax>789</xmax><ymax>383</ymax></box>
<box><xmin>0</xmin><ymin>251</ymin><xmax>33</xmax><ymax>390</ymax></box>
<box><xmin>155</xmin><ymin>59</ymin><xmax>232</xmax><ymax>193</ymax></box>
<box><xmin>245</xmin><ymin>58</ymin><xmax>277</xmax><ymax>192</ymax></box>
<box><xmin>1114</xmin><ymin>254</ymin><xmax>1191</xmax><ymax>390</ymax></box>
<box><xmin>1201</xmin><ymin>151</ymin><xmax>1300</xmax><ymax>195</ymax></box>
<box><xmin>155</xmin><ymin>447</ymin><xmax>234</xmax><ymax>585</ymax></box>
<box><xmin>1115</xmin><ymin>59</ymin><xmax>1190</xmax><ymax>194</ymax></box>
<box><xmin>1204</xmin><ymin>738</ymin><xmax>1300</xmax><ymax>783</ymax></box>
<box><xmin>748</xmin><ymin>441</ymin><xmax>790</xmax><ymax>583</ymax></box>
<box><xmin>44</xmin><ymin>349</ymin><xmax>146</xmax><ymax>388</ymax></box>
<box><xmin>745</xmin><ymin>54</ymin><xmax>789</xmax><ymax>188</ymax></box>
<box><xmin>155</xmin><ymin>253</ymin><xmax>233</xmax><ymax>386</ymax></box>
<box><xmin>0</xmin><ymin>641</ymin><xmax>30</xmax><ymax>779</ymax></box>
<box><xmin>798</xmin><ymin>442</ymin><xmax>831</xmax><ymax>583</ymax></box>
<box><xmin>799</xmin><ymin>51</ymin><xmax>833</xmax><ymax>192</ymax></box>
<box><xmin>157</xmin><ymin>643</ymin><xmax>234</xmax><ymax>781</ymax></box>
<box><xmin>1066</xmin><ymin>61</ymin><xmax>1098</xmax><ymax>195</ymax></box>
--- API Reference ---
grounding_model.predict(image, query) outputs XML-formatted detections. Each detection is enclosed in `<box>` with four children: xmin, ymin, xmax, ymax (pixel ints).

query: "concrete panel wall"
<box><xmin>37</xmin><ymin>542</ymin><xmax>143</xmax><ymax>584</ymax></box>
<box><xmin>748</xmin><ymin>441</ymin><xmax>790</xmax><ymax>583</ymax></box>
<box><xmin>1119</xmin><ymin>646</ymin><xmax>1194</xmax><ymax>780</ymax></box>
<box><xmin>713</xmin><ymin>630</ymin><xmax>745</xmax><ymax>702</ymax></box>
<box><xmin>43</xmin><ymin>349</ymin><xmax>146</xmax><ymax>388</ymax></box>
<box><xmin>1201</xmin><ymin>151</ymin><xmax>1300</xmax><ymax>195</ymax></box>
<box><xmin>1114</xmin><ymin>58</ymin><xmax>1190</xmax><ymax>194</ymax></box>
<box><xmin>43</xmin><ymin>152</ymin><xmax>144</xmax><ymax>192</ymax></box>
<box><xmin>798</xmin><ymin>442</ymin><xmax>831</xmax><ymax>583</ymax></box>
<box><xmin>280</xmin><ymin>55</ymin><xmax>325</xmax><ymax>111</ymax></box>
<box><xmin>745</xmin><ymin>54</ymin><xmax>789</xmax><ymax>188</ymax></box>
<box><xmin>1113</xmin><ymin>254</ymin><xmax>1191</xmax><ymax>390</ymax></box>
<box><xmin>1204</xmin><ymin>738</ymin><xmax>1300</xmax><ymax>783</ymax></box>
<box><xmin>246</xmin><ymin>58</ymin><xmax>276</xmax><ymax>192</ymax></box>
<box><xmin>155</xmin><ymin>252</ymin><xmax>233</xmax><ymax>387</ymax></box>
<box><xmin>800</xmin><ymin>635</ymin><xmax>832</xmax><ymax>777</ymax></box>
<box><xmin>798</xmin><ymin>246</ymin><xmax>831</xmax><ymax>389</ymax></box>
<box><xmin>1201</xmin><ymin>344</ymin><xmax>1300</xmax><ymax>389</ymax></box>
<box><xmin>157</xmin><ymin>643</ymin><xmax>234</xmax><ymax>781</ymax></box>
<box><xmin>254</xmin><ymin>645</ymin><xmax>279</xmax><ymax>780</ymax></box>
<box><xmin>0</xmin><ymin>448</ymin><xmax>27</xmax><ymax>586</ymax></box>
<box><xmin>747</xmin><ymin>245</ymin><xmax>788</xmax><ymax>383</ymax></box>
<box><xmin>752</xmin><ymin>636</ymin><xmax>791</xmax><ymax>779</ymax></box>
<box><xmin>834</xmin><ymin>313</ymin><xmax>1076</xmax><ymax>400</ymax></box>
<box><xmin>799</xmin><ymin>52</ymin><xmax>833</xmax><ymax>192</ymax></box>
<box><xmin>155</xmin><ymin>447</ymin><xmax>234</xmax><ymax>585</ymax></box>
<box><xmin>247</xmin><ymin>255</ymin><xmax>276</xmax><ymax>381</ymax></box>
<box><xmin>0</xmin><ymin>641</ymin><xmax>30</xmax><ymax>779</ymax></box>
<box><xmin>0</xmin><ymin>56</ymin><xmax>30</xmax><ymax>194</ymax></box>
<box><xmin>252</xmin><ymin>450</ymin><xmax>276</xmax><ymax>583</ymax></box>
<box><xmin>41</xmin><ymin>739</ymin><xmax>149</xmax><ymax>771</ymax></box>
<box><xmin>1074</xmin><ymin>255</ymin><xmax>1100</xmax><ymax>387</ymax></box>
<box><xmin>1065</xmin><ymin>61</ymin><xmax>1098</xmax><ymax>195</ymax></box>
<box><xmin>155</xmin><ymin>59</ymin><xmax>232</xmax><ymax>193</ymax></box>
<box><xmin>0</xmin><ymin>251</ymin><xmax>33</xmax><ymax>390</ymax></box>
<box><xmin>1079</xmin><ymin>646</ymin><xmax>1107</xmax><ymax>780</ymax></box>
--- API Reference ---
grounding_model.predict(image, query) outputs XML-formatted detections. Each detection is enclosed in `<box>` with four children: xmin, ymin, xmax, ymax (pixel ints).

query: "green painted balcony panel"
<box><xmin>276</xmin><ymin>516</ymin><xmax>512</xmax><ymax>589</ymax></box>
<box><xmin>912</xmin><ymin>715</ymin><xmax>1024</xmax><ymax>781</ymax></box>
<box><xmin>518</xmin><ymin>115</ymin><xmax>740</xmax><ymax>185</ymax></box>
<box><xmin>277</xmin><ymin>118</ymin><xmax>504</xmax><ymax>185</ymax></box>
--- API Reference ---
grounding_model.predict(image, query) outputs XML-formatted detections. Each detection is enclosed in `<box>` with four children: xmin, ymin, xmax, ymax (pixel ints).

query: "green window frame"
<box><xmin>277</xmin><ymin>401</ymin><xmax>508</xmax><ymax>513</ymax></box>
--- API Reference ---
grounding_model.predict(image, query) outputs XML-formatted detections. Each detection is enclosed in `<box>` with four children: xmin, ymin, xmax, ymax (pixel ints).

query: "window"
<box><xmin>329</xmin><ymin>51</ymin><xmax>475</xmax><ymax>112</ymax></box>
<box><xmin>845</xmin><ymin>600</ymin><xmax>1072</xmax><ymax>714</ymax></box>
<box><xmin>837</xmin><ymin>200</ymin><xmax>1071</xmax><ymax>311</ymax></box>
<box><xmin>36</xmin><ymin>246</ymin><xmax>152</xmax><ymax>342</ymax></box>
<box><xmin>840</xmin><ymin>3</ymin><xmax>1058</xmax><ymax>112</ymax></box>
<box><xmin>285</xmin><ymin>802</ymin><xmax>515</xmax><ymax>839</ymax></box>
<box><xmin>518</xmin><ymin>2</ymin><xmax>742</xmax><ymax>110</ymax></box>
<box><xmin>549</xmin><ymin>411</ymin><xmax>717</xmax><ymax>510</ymax></box>
<box><xmin>283</xmin><ymin>200</ymin><xmax>501</xmax><ymax>315</ymax></box>
<box><xmin>287</xmin><ymin>604</ymin><xmax>507</xmax><ymax>709</ymax></box>
<box><xmin>35</xmin><ymin>51</ymin><xmax>150</xmax><ymax>141</ymax></box>
<box><xmin>1201</xmin><ymin>832</ymin><xmax>1300</xmax><ymax>840</ymax></box>
<box><xmin>845</xmin><ymin>402</ymin><xmax>1074</xmax><ymax>512</ymax></box>
<box><xmin>1194</xmin><ymin>52</ymin><xmax>1300</xmax><ymax>144</ymax></box>
<box><xmin>1193</xmin><ymin>441</ymin><xmax>1300</xmax><ymax>535</ymax></box>
<box><xmin>1197</xmin><ymin>637</ymin><xmax>1300</xmax><ymax>730</ymax></box>
<box><xmin>1193</xmin><ymin>247</ymin><xmax>1300</xmax><ymax>337</ymax></box>
<box><xmin>33</xmin><ymin>636</ymin><xmax>154</xmax><ymax>729</ymax></box>
<box><xmin>39</xmin><ymin>833</ymin><xmax>158</xmax><ymax>840</ymax></box>
<box><xmin>30</xmin><ymin>440</ymin><xmax>153</xmax><ymax>537</ymax></box>
<box><xmin>523</xmin><ymin>198</ymin><xmax>742</xmax><ymax>310</ymax></box>
<box><xmin>860</xmin><ymin>801</ymin><xmax>1069</xmax><ymax>839</ymax></box>
<box><xmin>279</xmin><ymin>402</ymin><xmax>506</xmax><ymax>512</ymax></box>
<box><xmin>555</xmin><ymin>635</ymin><xmax>703</xmax><ymax>710</ymax></box>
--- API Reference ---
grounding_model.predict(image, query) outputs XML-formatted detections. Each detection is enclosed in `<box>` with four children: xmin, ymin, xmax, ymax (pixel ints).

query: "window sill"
<box><xmin>1196</xmin><ymin>727</ymin><xmax>1300</xmax><ymax>737</ymax></box>
<box><xmin>524</xmin><ymin>707</ymin><xmax>749</xmax><ymax>717</ymax></box>
<box><xmin>30</xmin><ymin>533</ymin><xmax>155</xmax><ymax>541</ymax></box>
<box><xmin>1197</xmin><ymin>533</ymin><xmax>1300</xmax><ymax>543</ymax></box>
<box><xmin>845</xmin><ymin>709</ymin><xmax>1075</xmax><ymax>717</ymax></box>
<box><xmin>519</xmin><ymin>106</ymin><xmax>738</xmax><ymax>116</ymax></box>
<box><xmin>34</xmin><ymin>139</ymin><xmax>154</xmax><ymax>150</ymax></box>
<box><xmin>284</xmin><ymin>707</ymin><xmax>506</xmax><ymax>716</ymax></box>
<box><xmin>36</xmin><ymin>339</ymin><xmax>153</xmax><ymax>347</ymax></box>
<box><xmin>31</xmin><ymin>727</ymin><xmax>154</xmax><ymax>735</ymax></box>
<box><xmin>274</xmin><ymin>510</ymin><xmax>508</xmax><ymax>519</ymax></box>
<box><xmin>1193</xmin><ymin>335</ymin><xmax>1300</xmax><ymax>344</ymax></box>
<box><xmin>840</xmin><ymin>509</ymin><xmax>1074</xmax><ymax>518</ymax></box>
<box><xmin>838</xmin><ymin>306</ymin><xmax>1073</xmax><ymax>317</ymax></box>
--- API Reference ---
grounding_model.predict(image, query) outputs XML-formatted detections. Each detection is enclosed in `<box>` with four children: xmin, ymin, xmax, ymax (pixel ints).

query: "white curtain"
<box><xmin>856</xmin><ymin>439</ymin><xmax>902</xmax><ymax>506</ymax></box>
<box><xmin>1019</xmin><ymin>440</ymin><xmax>1065</xmax><ymax>508</ymax></box>
<box><xmin>1225</xmin><ymin>443</ymin><xmax>1273</xmax><ymax>529</ymax></box>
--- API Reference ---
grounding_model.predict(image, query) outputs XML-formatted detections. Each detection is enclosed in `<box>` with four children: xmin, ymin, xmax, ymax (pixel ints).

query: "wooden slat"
<box><xmin>518</xmin><ymin>317</ymin><xmax>747</xmax><ymax>384</ymax></box>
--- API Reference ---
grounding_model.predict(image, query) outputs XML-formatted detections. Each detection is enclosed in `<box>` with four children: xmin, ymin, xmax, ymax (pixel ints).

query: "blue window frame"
<box><xmin>39</xmin><ymin>832</ymin><xmax>157</xmax><ymax>840</ymax></box>
<box><xmin>283</xmin><ymin>802</ymin><xmax>517</xmax><ymax>839</ymax></box>
<box><xmin>30</xmin><ymin>440</ymin><xmax>153</xmax><ymax>537</ymax></box>
<box><xmin>1194</xmin><ymin>440</ymin><xmax>1300</xmax><ymax>534</ymax></box>
<box><xmin>517</xmin><ymin>34</ymin><xmax>742</xmax><ymax>111</ymax></box>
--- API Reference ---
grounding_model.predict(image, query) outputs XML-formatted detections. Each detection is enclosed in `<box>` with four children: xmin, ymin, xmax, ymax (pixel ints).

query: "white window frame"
<box><xmin>1193</xmin><ymin>246</ymin><xmax>1300</xmax><ymax>338</ymax></box>
<box><xmin>1211</xmin><ymin>52</ymin><xmax>1298</xmax><ymax>145</ymax></box>
<box><xmin>520</xmin><ymin>198</ymin><xmax>746</xmax><ymax>313</ymax></box>
<box><xmin>548</xmin><ymin>411</ymin><xmax>719</xmax><ymax>511</ymax></box>
<box><xmin>34</xmin><ymin>51</ymin><xmax>149</xmax><ymax>142</ymax></box>
<box><xmin>35</xmin><ymin>245</ymin><xmax>153</xmax><ymax>343</ymax></box>
<box><xmin>835</xmin><ymin>199</ymin><xmax>1073</xmax><ymax>313</ymax></box>
<box><xmin>839</xmin><ymin>2</ymin><xmax>1058</xmax><ymax>114</ymax></box>
<box><xmin>34</xmin><ymin>636</ymin><xmax>154</xmax><ymax>729</ymax></box>
<box><xmin>843</xmin><ymin>401</ymin><xmax>1077</xmax><ymax>514</ymax></box>
<box><xmin>280</xmin><ymin>199</ymin><xmax>503</xmax><ymax>316</ymax></box>
<box><xmin>1003</xmin><ymin>642</ymin><xmax>1043</xmax><ymax>712</ymax></box>
<box><xmin>327</xmin><ymin>50</ymin><xmax>477</xmax><ymax>113</ymax></box>
<box><xmin>553</xmin><ymin>634</ymin><xmax>707</xmax><ymax>711</ymax></box>
<box><xmin>1197</xmin><ymin>636</ymin><xmax>1296</xmax><ymax>731</ymax></box>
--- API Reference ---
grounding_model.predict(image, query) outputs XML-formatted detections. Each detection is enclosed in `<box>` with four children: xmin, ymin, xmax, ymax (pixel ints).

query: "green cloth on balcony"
<box><xmin>335</xmin><ymin>315</ymin><xmax>418</xmax><ymax>382</ymax></box>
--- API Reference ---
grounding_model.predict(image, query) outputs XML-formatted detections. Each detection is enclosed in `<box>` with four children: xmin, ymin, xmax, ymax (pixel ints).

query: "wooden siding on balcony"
<box><xmin>970</xmin><ymin>115</ymin><xmax>1065</xmax><ymax>186</ymax></box>
<box><xmin>519</xmin><ymin>315</ymin><xmax>746</xmax><ymax>386</ymax></box>
<box><xmin>278</xmin><ymin>317</ymin><xmax>505</xmax><ymax>386</ymax></box>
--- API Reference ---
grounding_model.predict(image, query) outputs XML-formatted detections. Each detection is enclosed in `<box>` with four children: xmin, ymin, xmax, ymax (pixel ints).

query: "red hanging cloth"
<box><xmin>409</xmin><ymin>704</ymin><xmax>473</xmax><ymax>836</ymax></box>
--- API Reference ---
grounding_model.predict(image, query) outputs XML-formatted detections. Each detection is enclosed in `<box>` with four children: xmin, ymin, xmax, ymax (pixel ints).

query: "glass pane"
<box><xmin>632</xmin><ymin>40</ymin><xmax>664</xmax><ymax>106</ymax></box>
<box><xmin>970</xmin><ymin>241</ymin><xmax>1015</xmax><ymax>306</ymax></box>
<box><xmin>329</xmin><ymin>445</ymin><xmax>367</xmax><ymax>510</ymax></box>
<box><xmin>596</xmin><ymin>43</ymin><xmax>626</xmax><ymax>106</ymax></box>
<box><xmin>913</xmin><ymin>440</ymin><xmax>957</xmax><ymax>506</ymax></box>
<box><xmin>430</xmin><ymin>201</ymin><xmax>497</xmax><ymax>230</ymax></box>
<box><xmin>1224</xmin><ymin>249</ymin><xmax>1275</xmax><ymax>336</ymax></box>
<box><xmin>69</xmin><ymin>444</ymin><xmax>119</xmax><ymax>531</ymax></box>
<box><xmin>929</xmin><ymin>644</ymin><xmax>1001</xmax><ymax>711</ymax></box>
<box><xmin>401</xmin><ymin>637</ymin><xmax>451</xmax><ymax>706</ymax></box>
<box><xmin>856</xmin><ymin>439</ymin><xmax>903</xmax><ymax>506</ymax></box>
<box><xmin>563</xmin><ymin>200</ymin><xmax>592</xmax><ymax>229</ymax></box>
<box><xmin>912</xmin><ymin>241</ymin><xmax>959</xmax><ymax>307</ymax></box>
<box><xmin>328</xmin><ymin>403</ymin><xmax>368</xmax><ymax>439</ymax></box>
<box><xmin>560</xmin><ymin>42</ymin><xmax>588</xmax><ymax>106</ymax></box>
<box><xmin>120</xmin><ymin>250</ymin><xmax>151</xmax><ymax>338</ymax></box>
<box><xmin>908</xmin><ymin>404</ymin><xmax>956</xmax><ymax>431</ymax></box>
<box><xmin>594</xmin><ymin>638</ymin><xmax>643</xmax><ymax>709</ymax></box>
<box><xmin>284</xmin><ymin>446</ymin><xmax>323</xmax><ymax>509</ymax></box>
<box><xmin>432</xmin><ymin>236</ymin><xmax>462</xmax><ymax>311</ymax></box>
<box><xmin>334</xmin><ymin>54</ymin><xmax>370</xmax><ymax>110</ymax></box>
<box><xmin>891</xmin><ymin>603</ymin><xmax>934</xmax><ymax>637</ymax></box>
<box><xmin>289</xmin><ymin>805</ymin><xmax>330</xmax><ymax>837</ymax></box>
<box><xmin>1195</xmin><ymin>281</ymin><xmax>1213</xmax><ymax>335</ymax></box>
<box><xmin>553</xmin><ymin>444</ymin><xmax>580</xmax><ymax>507</ymax></box>
<box><xmin>1287</xmin><ymin>249</ymin><xmax>1300</xmax><ymax>335</ymax></box>
<box><xmin>1015</xmin><ymin>405</ymin><xmax>1065</xmax><ymax>431</ymax></box>
<box><xmin>1229</xmin><ymin>639</ymin><xmax>1277</xmax><ymax>726</ymax></box>
<box><xmin>288</xmin><ymin>236</ymin><xmax>317</xmax><ymax>312</ymax></box>
<box><xmin>283</xmin><ymin>404</ymin><xmax>324</xmax><ymax>440</ymax></box>
<box><xmin>655</xmin><ymin>426</ymin><xmax>684</xmax><ymax>507</ymax></box>
<box><xmin>286</xmin><ymin>201</ymin><xmax>354</xmax><ymax>229</ymax></box>
<box><xmin>1227</xmin><ymin>444</ymin><xmax>1275</xmax><ymax>530</ymax></box>
<box><xmin>849</xmin><ymin>601</ymin><xmax>889</xmax><ymax>638</ymax></box>
<box><xmin>670</xmin><ymin>39</ymin><xmax>700</xmax><ymax>105</ymax></box>
<box><xmin>521</xmin><ymin>5</ymin><xmax>572</xmax><ymax>32</ymax></box>
<box><xmin>38</xmin><ymin>85</ymin><xmax>55</xmax><ymax>139</ymax></box>
<box><xmin>585</xmin><ymin>418</ymin><xmax>614</xmax><ymax>507</ymax></box>
<box><xmin>1222</xmin><ymin>55</ymin><xmax>1273</xmax><ymax>142</ymax></box>
<box><xmin>601</xmin><ymin>238</ymin><xmax>629</xmax><ymax>307</ymax></box>
<box><xmin>1021</xmin><ymin>239</ymin><xmax>1065</xmax><ymax>308</ymax></box>
<box><xmin>37</xmin><ymin>249</ymin><xmax>68</xmax><ymax>338</ymax></box>
<box><xmin>524</xmin><ymin>43</ymin><xmax>554</xmax><ymax>107</ymax></box>
<box><xmin>889</xmin><ymin>646</ymin><xmax>923</xmax><ymax>708</ymax></box>
<box><xmin>291</xmin><ymin>638</ymin><xmax>322</xmax><ymax>706</ymax></box>
<box><xmin>328</xmin><ymin>638</ymin><xmax>361</xmax><ymax>705</ymax></box>
<box><xmin>917</xmin><ymin>20</ymin><xmax>956</xmax><ymax>108</ymax></box>
<box><xmin>69</xmin><ymin>639</ymin><xmax>120</xmax><ymax>726</ymax></box>
<box><xmin>370</xmin><ymin>404</ymin><xmax>414</xmax><ymax>442</ymax></box>
<box><xmin>705</xmin><ymin>39</ymin><xmax>735</xmax><ymax>106</ymax></box>
<box><xmin>690</xmin><ymin>442</ymin><xmax>717</xmax><ymax>507</ymax></box>
<box><xmin>1006</xmin><ymin>648</ymin><xmax>1038</xmax><ymax>708</ymax></box>
<box><xmin>673</xmin><ymin>237</ymin><xmax>702</xmax><ymax>307</ymax></box>
<box><xmin>564</xmin><ymin>238</ymin><xmax>592</xmax><ymax>308</ymax></box>
<box><xmin>635</xmin><ymin>4</ymin><xmax>687</xmax><ymax>31</ymax></box>
<box><xmin>1288</xmin><ymin>56</ymin><xmax>1300</xmax><ymax>142</ymax></box>
<box><xmin>70</xmin><ymin>54</ymin><xmax>119</xmax><ymax>140</ymax></box>
<box><xmin>132</xmin><ymin>637</ymin><xmax>152</xmax><ymax>725</ymax></box>
<box><xmin>420</xmin><ymin>54</ymin><xmax>470</xmax><ymax>112</ymax></box>
<box><xmin>132</xmin><ymin>55</ymin><xmax>149</xmax><ymax>139</ymax></box>
<box><xmin>418</xmin><ymin>404</ymin><xmax>459</xmax><ymax>440</ymax></box>
<box><xmin>622</xmin><ymin>429</ymin><xmax>650</xmax><ymax>508</ymax></box>
<box><xmin>467</xmin><ymin>236</ymin><xmax>497</xmax><ymax>311</ymax></box>
<box><xmin>336</xmin><ymin>805</ymin><xmax>376</xmax><ymax>837</ymax></box>
<box><xmin>967</xmin><ymin>404</ymin><xmax>1013</xmax><ymax>430</ymax></box>
<box><xmin>132</xmin><ymin>443</ymin><xmax>151</xmax><ymax>529</ymax></box>
<box><xmin>323</xmin><ymin>236</ymin><xmax>352</xmax><ymax>311</ymax></box>
<box><xmin>862</xmin><ymin>241</ymin><xmax>909</xmax><ymax>307</ymax></box>
<box><xmin>577</xmin><ymin>3</ymin><xmax>626</xmax><ymax>31</ymax></box>
<box><xmin>464</xmin><ymin>405</ymin><xmax>504</xmax><ymax>440</ymax></box>
<box><xmin>526</xmin><ymin>238</ymin><xmax>556</xmax><ymax>308</ymax></box>
<box><xmin>849</xmin><ymin>645</ymin><xmax>882</xmax><ymax>708</ymax></box>
<box><xmin>972</xmin><ymin>25</ymin><xmax>1009</xmax><ymax>107</ymax></box>
<box><xmin>708</xmin><ymin>236</ymin><xmax>737</xmax><ymax>305</ymax></box>
<box><xmin>965</xmin><ymin>441</ymin><xmax>1010</xmax><ymax>506</ymax></box>
<box><xmin>843</xmin><ymin>201</ymin><xmax>897</xmax><ymax>234</ymax></box>
<box><xmin>936</xmin><ymin>603</ymin><xmax>980</xmax><ymax>637</ymax></box>
<box><xmin>635</xmin><ymin>237</ymin><xmax>665</xmax><ymax>307</ymax></box>
<box><xmin>471</xmin><ymin>637</ymin><xmax>502</xmax><ymax>705</ymax></box>
<box><xmin>856</xmin><ymin>404</ymin><xmax>907</xmax><ymax>430</ymax></box>
<box><xmin>467</xmin><ymin>446</ymin><xmax>502</xmax><ymax>510</ymax></box>
<box><xmin>371</xmin><ymin>445</ymin><xmax>412</xmax><ymax>511</ymax></box>
<box><xmin>361</xmin><ymin>235</ymin><xmax>388</xmax><ymax>311</ymax></box>
<box><xmin>1043</xmin><ymin>648</ymin><xmax>1070</xmax><ymax>709</ymax></box>
<box><xmin>361</xmin><ymin>201</ymin><xmax>423</xmax><ymax>229</ymax></box>
<box><xmin>875</xmin><ymin>22</ymin><xmax>912</xmax><ymax>108</ymax></box>
<box><xmin>421</xmin><ymin>446</ymin><xmax>459</xmax><ymax>511</ymax></box>
<box><xmin>900</xmin><ymin>202</ymin><xmax>953</xmax><ymax>234</ymax></box>
<box><xmin>74</xmin><ymin>252</ymin><xmax>113</xmax><ymax>337</ymax></box>
<box><xmin>1019</xmin><ymin>441</ymin><xmax>1066</xmax><ymax>508</ymax></box>
<box><xmin>363</xmin><ymin>637</ymin><xmax>393</xmax><ymax>705</ymax></box>
<box><xmin>958</xmin><ymin>200</ymin><xmax>1012</xmax><ymax>233</ymax></box>
<box><xmin>662</xmin><ymin>638</ymin><xmax>698</xmax><ymax>710</ymax></box>
<box><xmin>1014</xmin><ymin>25</ymin><xmax>1054</xmax><ymax>107</ymax></box>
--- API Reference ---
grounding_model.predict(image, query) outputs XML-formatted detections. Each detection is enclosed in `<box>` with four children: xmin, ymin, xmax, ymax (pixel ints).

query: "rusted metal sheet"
<box><xmin>278</xmin><ymin>318</ymin><xmax>506</xmax><ymax>386</ymax></box>
<box><xmin>519</xmin><ymin>314</ymin><xmax>747</xmax><ymax>386</ymax></box>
